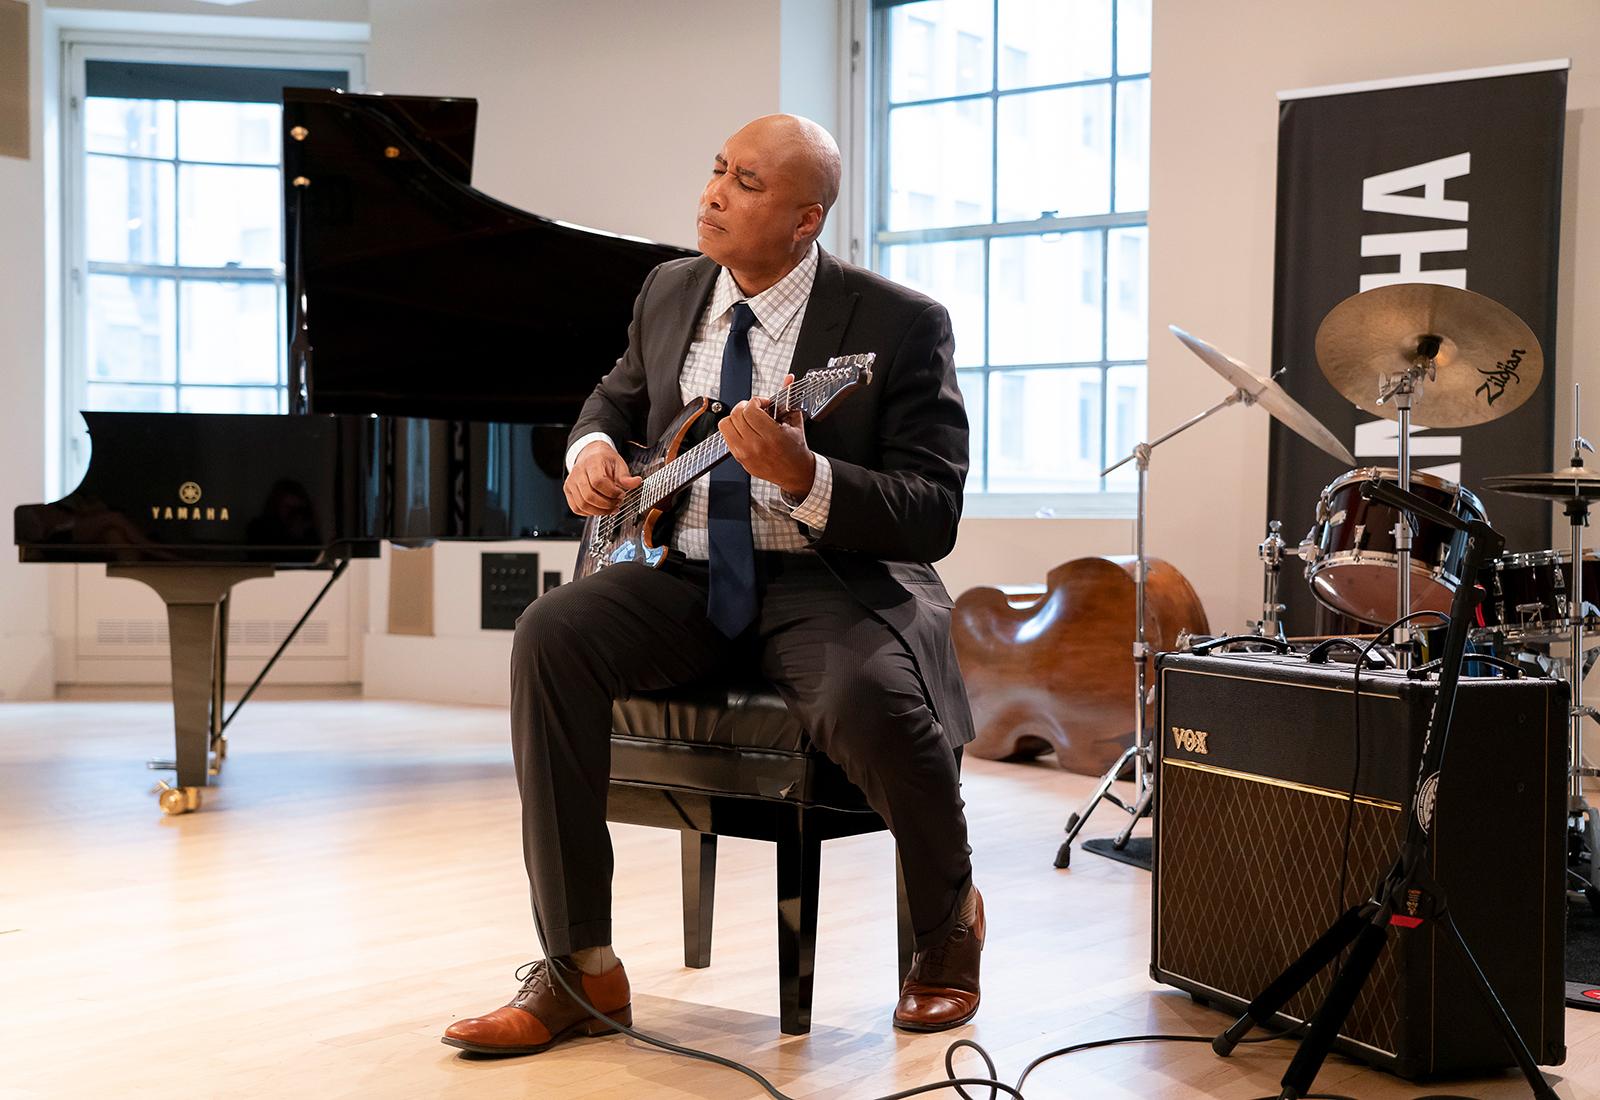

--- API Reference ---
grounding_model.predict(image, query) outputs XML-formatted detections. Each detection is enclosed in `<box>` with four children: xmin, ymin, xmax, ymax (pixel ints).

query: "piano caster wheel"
<box><xmin>209</xmin><ymin>737</ymin><xmax>228</xmax><ymax>777</ymax></box>
<box><xmin>154</xmin><ymin>781</ymin><xmax>202</xmax><ymax>815</ymax></box>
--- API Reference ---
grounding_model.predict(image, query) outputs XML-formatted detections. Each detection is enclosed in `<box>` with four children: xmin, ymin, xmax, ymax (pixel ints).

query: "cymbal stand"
<box><xmin>1559</xmin><ymin>386</ymin><xmax>1600</xmax><ymax>895</ymax></box>
<box><xmin>1248</xmin><ymin>520</ymin><xmax>1288</xmax><ymax>642</ymax></box>
<box><xmin>1374</xmin><ymin>335</ymin><xmax>1440</xmax><ymax>670</ymax></box>
<box><xmin>1055</xmin><ymin>386</ymin><xmax>1254</xmax><ymax>868</ymax></box>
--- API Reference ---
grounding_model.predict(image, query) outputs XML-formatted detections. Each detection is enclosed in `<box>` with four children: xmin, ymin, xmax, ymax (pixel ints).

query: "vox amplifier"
<box><xmin>1151</xmin><ymin>651</ymin><xmax>1566</xmax><ymax>1079</ymax></box>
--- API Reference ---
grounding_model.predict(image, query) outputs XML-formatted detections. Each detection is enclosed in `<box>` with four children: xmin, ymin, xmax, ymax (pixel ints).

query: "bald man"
<box><xmin>443</xmin><ymin>115</ymin><xmax>980</xmax><ymax>1055</ymax></box>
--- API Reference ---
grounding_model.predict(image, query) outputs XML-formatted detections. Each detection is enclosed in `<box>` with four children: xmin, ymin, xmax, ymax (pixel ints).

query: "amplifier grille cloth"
<box><xmin>1158</xmin><ymin>762</ymin><xmax>1413</xmax><ymax>1053</ymax></box>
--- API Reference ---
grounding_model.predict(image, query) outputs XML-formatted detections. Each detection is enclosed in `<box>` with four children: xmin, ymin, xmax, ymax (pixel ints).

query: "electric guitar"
<box><xmin>573</xmin><ymin>353</ymin><xmax>875</xmax><ymax>579</ymax></box>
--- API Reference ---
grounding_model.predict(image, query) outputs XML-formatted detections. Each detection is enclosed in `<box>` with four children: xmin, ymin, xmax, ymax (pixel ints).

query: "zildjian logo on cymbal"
<box><xmin>1475</xmin><ymin>348</ymin><xmax>1525</xmax><ymax>405</ymax></box>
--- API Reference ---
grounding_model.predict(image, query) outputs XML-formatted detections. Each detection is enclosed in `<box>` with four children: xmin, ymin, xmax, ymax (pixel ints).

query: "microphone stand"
<box><xmin>1211</xmin><ymin>477</ymin><xmax>1557</xmax><ymax>1100</ymax></box>
<box><xmin>1055</xmin><ymin>385</ymin><xmax>1256</xmax><ymax>867</ymax></box>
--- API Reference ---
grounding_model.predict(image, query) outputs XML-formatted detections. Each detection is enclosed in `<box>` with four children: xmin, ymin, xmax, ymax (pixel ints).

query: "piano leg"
<box><xmin>107</xmin><ymin>565</ymin><xmax>274</xmax><ymax>813</ymax></box>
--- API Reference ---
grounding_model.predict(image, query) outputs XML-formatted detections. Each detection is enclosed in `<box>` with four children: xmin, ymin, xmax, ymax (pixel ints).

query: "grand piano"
<box><xmin>14</xmin><ymin>88</ymin><xmax>693</xmax><ymax>813</ymax></box>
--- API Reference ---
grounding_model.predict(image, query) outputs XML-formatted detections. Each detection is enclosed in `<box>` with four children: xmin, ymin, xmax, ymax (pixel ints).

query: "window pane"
<box><xmin>882</xmin><ymin>240</ymin><xmax>986</xmax><ymax>368</ymax></box>
<box><xmin>178</xmin><ymin>386</ymin><xmax>282</xmax><ymax>414</ymax></box>
<box><xmin>1117</xmin><ymin>0</ymin><xmax>1153</xmax><ymax>75</ymax></box>
<box><xmin>86</xmin><ymin>154</ymin><xmax>175</xmax><ymax>265</ymax></box>
<box><xmin>1106</xmin><ymin>226</ymin><xmax>1147</xmax><ymax>360</ymax></box>
<box><xmin>85</xmin><ymin>98</ymin><xmax>174</xmax><ymax>158</ymax></box>
<box><xmin>1115</xmin><ymin>78</ymin><xmax>1150</xmax><ymax>212</ymax></box>
<box><xmin>998</xmin><ymin>0</ymin><xmax>1112</xmax><ymax>89</ymax></box>
<box><xmin>988</xmin><ymin>231</ymin><xmax>1102</xmax><ymax>365</ymax></box>
<box><xmin>987</xmin><ymin>367</ymin><xmax>1102</xmax><ymax>491</ymax></box>
<box><xmin>85</xmin><ymin>382</ymin><xmax>176</xmax><ymax>413</ymax></box>
<box><xmin>180</xmin><ymin>281</ymin><xmax>280</xmax><ymax>385</ymax></box>
<box><xmin>178</xmin><ymin>163</ymin><xmax>281</xmax><ymax>268</ymax></box>
<box><xmin>87</xmin><ymin>275</ymin><xmax>176</xmax><ymax>382</ymax></box>
<box><xmin>886</xmin><ymin>99</ymin><xmax>994</xmax><ymax>231</ymax></box>
<box><xmin>957</xmin><ymin>369</ymin><xmax>986</xmax><ymax>491</ymax></box>
<box><xmin>888</xmin><ymin>0</ymin><xmax>994</xmax><ymax>103</ymax></box>
<box><xmin>178</xmin><ymin>101</ymin><xmax>281</xmax><ymax>165</ymax></box>
<box><xmin>1102</xmin><ymin>364</ymin><xmax>1146</xmax><ymax>488</ymax></box>
<box><xmin>997</xmin><ymin>85</ymin><xmax>1111</xmax><ymax>221</ymax></box>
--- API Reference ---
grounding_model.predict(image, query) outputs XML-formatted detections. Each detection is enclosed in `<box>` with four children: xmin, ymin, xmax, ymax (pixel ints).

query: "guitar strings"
<box><xmin>594</xmin><ymin>367</ymin><xmax>846</xmax><ymax>542</ymax></box>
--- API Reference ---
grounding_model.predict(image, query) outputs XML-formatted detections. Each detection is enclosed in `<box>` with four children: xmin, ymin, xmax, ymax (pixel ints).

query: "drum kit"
<box><xmin>1060</xmin><ymin>281</ymin><xmax>1600</xmax><ymax>908</ymax></box>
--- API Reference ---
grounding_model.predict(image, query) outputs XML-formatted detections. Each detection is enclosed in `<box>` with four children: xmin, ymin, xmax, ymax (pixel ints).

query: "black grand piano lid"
<box><xmin>283</xmin><ymin>87</ymin><xmax>696</xmax><ymax>425</ymax></box>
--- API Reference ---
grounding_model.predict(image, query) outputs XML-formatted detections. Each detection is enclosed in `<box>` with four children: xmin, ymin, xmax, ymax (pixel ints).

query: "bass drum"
<box><xmin>1301</xmin><ymin>467</ymin><xmax>1487</xmax><ymax>627</ymax></box>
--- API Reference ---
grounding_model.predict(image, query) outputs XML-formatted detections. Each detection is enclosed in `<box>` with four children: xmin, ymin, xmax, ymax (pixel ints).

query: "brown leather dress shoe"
<box><xmin>442</xmin><ymin>957</ymin><xmax>632</xmax><ymax>1056</ymax></box>
<box><xmin>893</xmin><ymin>887</ymin><xmax>984</xmax><ymax>1032</ymax></box>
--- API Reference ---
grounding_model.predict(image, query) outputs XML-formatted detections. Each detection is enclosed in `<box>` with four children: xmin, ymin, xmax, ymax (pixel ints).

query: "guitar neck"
<box><xmin>638</xmin><ymin>382</ymin><xmax>797</xmax><ymax>511</ymax></box>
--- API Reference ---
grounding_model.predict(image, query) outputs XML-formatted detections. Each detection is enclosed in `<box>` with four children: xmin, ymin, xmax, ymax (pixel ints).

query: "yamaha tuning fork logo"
<box><xmin>151</xmin><ymin>482</ymin><xmax>231</xmax><ymax>523</ymax></box>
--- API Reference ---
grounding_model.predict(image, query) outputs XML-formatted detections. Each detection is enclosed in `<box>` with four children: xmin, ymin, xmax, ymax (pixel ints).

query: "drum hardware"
<box><xmin>1054</xmin><ymin>326</ymin><xmax>1354</xmax><ymax>869</ymax></box>
<box><xmin>1313</xmin><ymin>283</ymin><xmax>1544</xmax><ymax>667</ymax></box>
<box><xmin>1482</xmin><ymin>384</ymin><xmax>1600</xmax><ymax>897</ymax></box>
<box><xmin>1247</xmin><ymin>520</ymin><xmax>1289</xmax><ymax>642</ymax></box>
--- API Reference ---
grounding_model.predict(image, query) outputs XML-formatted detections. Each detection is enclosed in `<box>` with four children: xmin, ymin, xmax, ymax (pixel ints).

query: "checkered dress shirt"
<box><xmin>566</xmin><ymin>243</ymin><xmax>833</xmax><ymax>558</ymax></box>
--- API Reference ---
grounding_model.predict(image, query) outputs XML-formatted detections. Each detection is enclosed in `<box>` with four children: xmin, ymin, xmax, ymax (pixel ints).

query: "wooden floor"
<box><xmin>2</xmin><ymin>699</ymin><xmax>1598</xmax><ymax>1100</ymax></box>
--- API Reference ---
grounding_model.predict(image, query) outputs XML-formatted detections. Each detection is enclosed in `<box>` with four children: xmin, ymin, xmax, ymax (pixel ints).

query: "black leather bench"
<box><xmin>606</xmin><ymin>678</ymin><xmax>914</xmax><ymax>1034</ymax></box>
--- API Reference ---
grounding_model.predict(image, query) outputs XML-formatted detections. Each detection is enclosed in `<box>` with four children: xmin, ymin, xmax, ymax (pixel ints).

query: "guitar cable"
<box><xmin>520</xmin><ymin>862</ymin><xmax>1332</xmax><ymax>1099</ymax></box>
<box><xmin>500</xmin><ymin>610</ymin><xmax>1491</xmax><ymax>1099</ymax></box>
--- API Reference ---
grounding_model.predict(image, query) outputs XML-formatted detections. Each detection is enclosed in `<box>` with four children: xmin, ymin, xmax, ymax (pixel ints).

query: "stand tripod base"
<box><xmin>1054</xmin><ymin>744</ymin><xmax>1150</xmax><ymax>868</ymax></box>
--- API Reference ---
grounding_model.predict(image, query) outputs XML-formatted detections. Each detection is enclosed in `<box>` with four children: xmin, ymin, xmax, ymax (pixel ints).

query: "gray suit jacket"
<box><xmin>569</xmin><ymin>249</ymin><xmax>975</xmax><ymax>748</ymax></box>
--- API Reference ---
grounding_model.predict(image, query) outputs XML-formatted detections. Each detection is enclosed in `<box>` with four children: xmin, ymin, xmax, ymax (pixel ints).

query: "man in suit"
<box><xmin>444</xmin><ymin>114</ymin><xmax>980</xmax><ymax>1057</ymax></box>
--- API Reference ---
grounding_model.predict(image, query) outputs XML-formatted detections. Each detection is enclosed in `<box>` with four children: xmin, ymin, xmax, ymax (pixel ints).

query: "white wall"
<box><xmin>1146</xmin><ymin>0</ymin><xmax>1600</xmax><ymax>634</ymax></box>
<box><xmin>12</xmin><ymin>1</ymin><xmax>1600</xmax><ymax>702</ymax></box>
<box><xmin>0</xmin><ymin>0</ymin><xmax>369</xmax><ymax>700</ymax></box>
<box><xmin>0</xmin><ymin>1</ymin><xmax>53</xmax><ymax>700</ymax></box>
<box><xmin>358</xmin><ymin>0</ymin><xmax>831</xmax><ymax>703</ymax></box>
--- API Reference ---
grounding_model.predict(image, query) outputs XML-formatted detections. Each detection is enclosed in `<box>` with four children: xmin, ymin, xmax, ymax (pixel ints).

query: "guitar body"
<box><xmin>573</xmin><ymin>397</ymin><xmax>716</xmax><ymax>581</ymax></box>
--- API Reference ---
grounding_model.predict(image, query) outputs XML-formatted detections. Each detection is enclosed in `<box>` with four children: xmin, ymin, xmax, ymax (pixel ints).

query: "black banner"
<box><xmin>1267</xmin><ymin>64</ymin><xmax>1568</xmax><ymax>636</ymax></box>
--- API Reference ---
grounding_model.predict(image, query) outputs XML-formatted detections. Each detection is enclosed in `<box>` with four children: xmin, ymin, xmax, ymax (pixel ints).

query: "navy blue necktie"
<box><xmin>707</xmin><ymin>302</ymin><xmax>759</xmax><ymax>637</ymax></box>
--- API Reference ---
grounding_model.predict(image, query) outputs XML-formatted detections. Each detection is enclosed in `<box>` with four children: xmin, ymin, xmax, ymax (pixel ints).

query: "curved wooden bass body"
<box><xmin>951</xmin><ymin>556</ymin><xmax>1209</xmax><ymax>776</ymax></box>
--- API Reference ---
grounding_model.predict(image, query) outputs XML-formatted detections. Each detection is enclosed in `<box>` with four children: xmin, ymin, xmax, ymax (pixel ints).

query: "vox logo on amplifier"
<box><xmin>1171</xmin><ymin>725</ymin><xmax>1209</xmax><ymax>754</ymax></box>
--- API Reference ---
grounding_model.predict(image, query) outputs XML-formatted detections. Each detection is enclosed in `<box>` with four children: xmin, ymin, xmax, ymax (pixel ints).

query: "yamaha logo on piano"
<box><xmin>151</xmin><ymin>482</ymin><xmax>230</xmax><ymax>522</ymax></box>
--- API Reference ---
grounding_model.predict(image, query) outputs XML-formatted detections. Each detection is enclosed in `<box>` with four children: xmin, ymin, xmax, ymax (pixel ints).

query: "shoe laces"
<box><xmin>513</xmin><ymin>958</ymin><xmax>554</xmax><ymax>998</ymax></box>
<box><xmin>913</xmin><ymin>920</ymin><xmax>970</xmax><ymax>978</ymax></box>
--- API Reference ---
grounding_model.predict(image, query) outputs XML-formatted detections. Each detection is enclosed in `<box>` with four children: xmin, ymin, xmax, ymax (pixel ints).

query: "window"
<box><xmin>63</xmin><ymin>40</ymin><xmax>362</xmax><ymax>485</ymax></box>
<box><xmin>870</xmin><ymin>0</ymin><xmax>1150</xmax><ymax>513</ymax></box>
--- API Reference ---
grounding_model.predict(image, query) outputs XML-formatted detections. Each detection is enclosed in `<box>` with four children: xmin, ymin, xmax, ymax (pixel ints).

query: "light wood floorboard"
<box><xmin>1</xmin><ymin>699</ymin><xmax>1596</xmax><ymax>1099</ymax></box>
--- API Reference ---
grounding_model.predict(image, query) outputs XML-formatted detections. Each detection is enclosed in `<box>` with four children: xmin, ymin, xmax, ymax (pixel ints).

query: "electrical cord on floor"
<box><xmin>523</xmin><ymin>902</ymin><xmax>1327</xmax><ymax>1099</ymax></box>
<box><xmin>505</xmin><ymin>611</ymin><xmax>1492</xmax><ymax>1099</ymax></box>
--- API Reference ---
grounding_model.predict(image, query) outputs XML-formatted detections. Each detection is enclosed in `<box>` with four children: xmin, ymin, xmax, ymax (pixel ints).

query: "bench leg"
<box><xmin>895</xmin><ymin>849</ymin><xmax>915</xmax><ymax>984</ymax></box>
<box><xmin>681</xmin><ymin>831</ymin><xmax>716</xmax><ymax>969</ymax></box>
<box><xmin>776</xmin><ymin>809</ymin><xmax>821</xmax><ymax>1035</ymax></box>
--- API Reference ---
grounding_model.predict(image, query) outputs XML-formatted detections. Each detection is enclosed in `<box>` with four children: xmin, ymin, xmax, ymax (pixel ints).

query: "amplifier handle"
<box><xmin>1406</xmin><ymin>652</ymin><xmax>1523</xmax><ymax>680</ymax></box>
<box><xmin>1304</xmin><ymin>636</ymin><xmax>1390</xmax><ymax>668</ymax></box>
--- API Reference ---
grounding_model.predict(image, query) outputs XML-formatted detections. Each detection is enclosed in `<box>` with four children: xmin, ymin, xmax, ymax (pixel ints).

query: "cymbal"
<box><xmin>1315</xmin><ymin>283</ymin><xmax>1542</xmax><ymax>429</ymax></box>
<box><xmin>1169</xmin><ymin>325</ymin><xmax>1357</xmax><ymax>466</ymax></box>
<box><xmin>1482</xmin><ymin>467</ymin><xmax>1600</xmax><ymax>502</ymax></box>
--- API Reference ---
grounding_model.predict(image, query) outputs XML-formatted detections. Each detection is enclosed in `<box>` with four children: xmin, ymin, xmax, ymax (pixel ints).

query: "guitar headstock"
<box><xmin>787</xmin><ymin>353</ymin><xmax>875</xmax><ymax>421</ymax></box>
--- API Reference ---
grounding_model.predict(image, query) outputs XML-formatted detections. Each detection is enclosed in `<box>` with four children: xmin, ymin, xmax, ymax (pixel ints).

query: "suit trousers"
<box><xmin>509</xmin><ymin>551</ymin><xmax>973</xmax><ymax>959</ymax></box>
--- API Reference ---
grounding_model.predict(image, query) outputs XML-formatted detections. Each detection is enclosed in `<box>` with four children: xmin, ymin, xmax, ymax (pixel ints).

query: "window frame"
<box><xmin>59</xmin><ymin>32</ymin><xmax>366</xmax><ymax>487</ymax></box>
<box><xmin>859</xmin><ymin>0</ymin><xmax>1148</xmax><ymax>519</ymax></box>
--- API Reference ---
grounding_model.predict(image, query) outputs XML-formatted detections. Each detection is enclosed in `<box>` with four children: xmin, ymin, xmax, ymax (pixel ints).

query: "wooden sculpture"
<box><xmin>951</xmin><ymin>556</ymin><xmax>1209</xmax><ymax>776</ymax></box>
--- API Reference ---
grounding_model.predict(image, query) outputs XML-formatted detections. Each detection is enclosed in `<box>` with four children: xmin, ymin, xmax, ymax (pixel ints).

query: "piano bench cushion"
<box><xmin>608</xmin><ymin>682</ymin><xmax>872</xmax><ymax>811</ymax></box>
